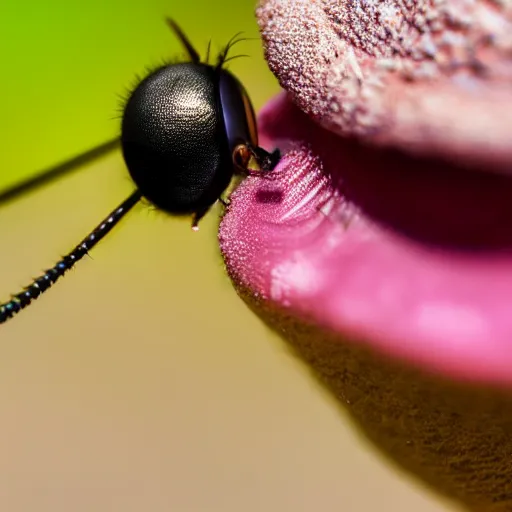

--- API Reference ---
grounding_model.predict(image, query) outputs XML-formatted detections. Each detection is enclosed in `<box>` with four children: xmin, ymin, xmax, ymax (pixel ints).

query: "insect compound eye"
<box><xmin>218</xmin><ymin>69</ymin><xmax>258</xmax><ymax>155</ymax></box>
<box><xmin>239</xmin><ymin>87</ymin><xmax>258</xmax><ymax>148</ymax></box>
<box><xmin>121</xmin><ymin>63</ymin><xmax>230</xmax><ymax>215</ymax></box>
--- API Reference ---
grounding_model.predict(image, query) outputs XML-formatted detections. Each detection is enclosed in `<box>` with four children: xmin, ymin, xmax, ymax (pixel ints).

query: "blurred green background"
<box><xmin>0</xmin><ymin>0</ymin><xmax>277</xmax><ymax>190</ymax></box>
<box><xmin>0</xmin><ymin>2</ymin><xmax>450</xmax><ymax>511</ymax></box>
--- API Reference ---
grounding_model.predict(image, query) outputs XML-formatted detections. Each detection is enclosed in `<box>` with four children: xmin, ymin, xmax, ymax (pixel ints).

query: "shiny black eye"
<box><xmin>120</xmin><ymin>34</ymin><xmax>278</xmax><ymax>227</ymax></box>
<box><xmin>121</xmin><ymin>62</ymin><xmax>231</xmax><ymax>218</ymax></box>
<box><xmin>218</xmin><ymin>70</ymin><xmax>259</xmax><ymax>153</ymax></box>
<box><xmin>0</xmin><ymin>18</ymin><xmax>280</xmax><ymax>325</ymax></box>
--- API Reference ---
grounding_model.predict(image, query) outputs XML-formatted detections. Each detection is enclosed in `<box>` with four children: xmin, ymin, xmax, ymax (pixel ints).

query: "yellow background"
<box><xmin>0</xmin><ymin>1</ymin><xmax>451</xmax><ymax>510</ymax></box>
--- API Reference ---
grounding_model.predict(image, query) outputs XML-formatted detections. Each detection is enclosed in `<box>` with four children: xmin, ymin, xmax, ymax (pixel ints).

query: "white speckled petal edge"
<box><xmin>257</xmin><ymin>0</ymin><xmax>512</xmax><ymax>174</ymax></box>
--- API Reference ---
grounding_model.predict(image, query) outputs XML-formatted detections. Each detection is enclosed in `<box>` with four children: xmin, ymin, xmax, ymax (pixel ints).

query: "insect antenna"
<box><xmin>0</xmin><ymin>189</ymin><xmax>142</xmax><ymax>324</ymax></box>
<box><xmin>0</xmin><ymin>138</ymin><xmax>119</xmax><ymax>207</ymax></box>
<box><xmin>216</xmin><ymin>32</ymin><xmax>243</xmax><ymax>67</ymax></box>
<box><xmin>221</xmin><ymin>54</ymin><xmax>250</xmax><ymax>65</ymax></box>
<box><xmin>216</xmin><ymin>34</ymin><xmax>260</xmax><ymax>68</ymax></box>
<box><xmin>205</xmin><ymin>40</ymin><xmax>212</xmax><ymax>64</ymax></box>
<box><xmin>165</xmin><ymin>18</ymin><xmax>201</xmax><ymax>63</ymax></box>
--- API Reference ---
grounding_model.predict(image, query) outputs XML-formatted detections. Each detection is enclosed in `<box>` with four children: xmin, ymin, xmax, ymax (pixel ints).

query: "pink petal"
<box><xmin>220</xmin><ymin>93</ymin><xmax>512</xmax><ymax>385</ymax></box>
<box><xmin>257</xmin><ymin>0</ymin><xmax>512</xmax><ymax>174</ymax></box>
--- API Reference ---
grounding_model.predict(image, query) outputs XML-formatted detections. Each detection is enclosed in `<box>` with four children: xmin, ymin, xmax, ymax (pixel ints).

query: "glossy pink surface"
<box><xmin>220</xmin><ymin>93</ymin><xmax>512</xmax><ymax>385</ymax></box>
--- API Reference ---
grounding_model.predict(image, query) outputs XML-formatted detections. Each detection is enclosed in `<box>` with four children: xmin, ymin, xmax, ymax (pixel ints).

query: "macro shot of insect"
<box><xmin>0</xmin><ymin>18</ymin><xmax>280</xmax><ymax>324</ymax></box>
<box><xmin>0</xmin><ymin>12</ymin><xmax>310</xmax><ymax>509</ymax></box>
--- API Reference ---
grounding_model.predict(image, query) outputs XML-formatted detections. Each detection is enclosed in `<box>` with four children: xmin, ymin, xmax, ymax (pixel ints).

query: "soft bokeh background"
<box><xmin>0</xmin><ymin>2</ymin><xmax>454</xmax><ymax>510</ymax></box>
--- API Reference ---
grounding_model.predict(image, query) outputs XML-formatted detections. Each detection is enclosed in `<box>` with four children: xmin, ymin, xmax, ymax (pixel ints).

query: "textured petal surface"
<box><xmin>220</xmin><ymin>1</ymin><xmax>512</xmax><ymax>507</ymax></box>
<box><xmin>257</xmin><ymin>0</ymin><xmax>512</xmax><ymax>174</ymax></box>
<box><xmin>221</xmin><ymin>93</ymin><xmax>512</xmax><ymax>384</ymax></box>
<box><xmin>219</xmin><ymin>91</ymin><xmax>512</xmax><ymax>512</ymax></box>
